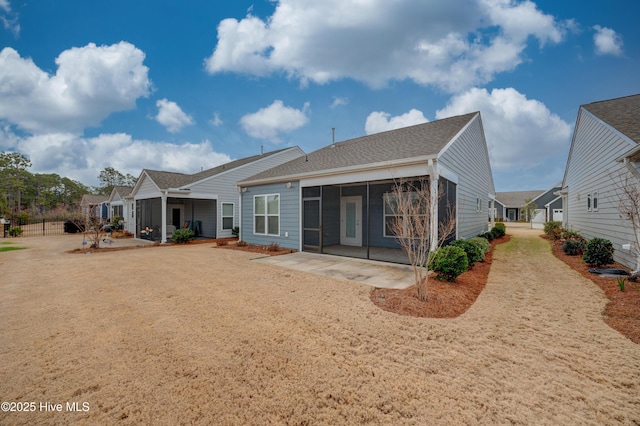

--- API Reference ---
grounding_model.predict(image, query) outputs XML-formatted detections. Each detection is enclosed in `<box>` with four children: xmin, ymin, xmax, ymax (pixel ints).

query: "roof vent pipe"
<box><xmin>331</xmin><ymin>128</ymin><xmax>335</xmax><ymax>148</ymax></box>
<box><xmin>261</xmin><ymin>144</ymin><xmax>264</xmax><ymax>155</ymax></box>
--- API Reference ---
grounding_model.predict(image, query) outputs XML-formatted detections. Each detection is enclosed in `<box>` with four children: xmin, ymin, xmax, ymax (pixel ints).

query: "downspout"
<box><xmin>161</xmin><ymin>190</ymin><xmax>168</xmax><ymax>244</ymax></box>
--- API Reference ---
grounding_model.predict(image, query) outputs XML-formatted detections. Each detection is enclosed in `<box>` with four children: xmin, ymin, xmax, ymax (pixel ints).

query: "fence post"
<box><xmin>43</xmin><ymin>218</ymin><xmax>46</xmax><ymax>236</ymax></box>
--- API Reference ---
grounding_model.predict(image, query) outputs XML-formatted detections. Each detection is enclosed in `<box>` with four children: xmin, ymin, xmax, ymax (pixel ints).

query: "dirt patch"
<box><xmin>370</xmin><ymin>235</ymin><xmax>509</xmax><ymax>318</ymax></box>
<box><xmin>549</xmin><ymin>236</ymin><xmax>640</xmax><ymax>344</ymax></box>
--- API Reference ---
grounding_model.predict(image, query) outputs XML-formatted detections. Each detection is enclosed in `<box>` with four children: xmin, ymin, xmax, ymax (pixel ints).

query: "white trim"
<box><xmin>300</xmin><ymin>163</ymin><xmax>432</xmax><ymax>187</ymax></box>
<box><xmin>221</xmin><ymin>202</ymin><xmax>235</xmax><ymax>230</ymax></box>
<box><xmin>253</xmin><ymin>193</ymin><xmax>280</xmax><ymax>236</ymax></box>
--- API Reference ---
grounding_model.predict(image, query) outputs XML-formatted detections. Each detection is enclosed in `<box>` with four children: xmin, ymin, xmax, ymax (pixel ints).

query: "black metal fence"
<box><xmin>1</xmin><ymin>217</ymin><xmax>81</xmax><ymax>238</ymax></box>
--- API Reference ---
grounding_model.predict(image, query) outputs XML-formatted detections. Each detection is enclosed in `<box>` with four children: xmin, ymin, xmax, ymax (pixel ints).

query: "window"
<box><xmin>476</xmin><ymin>197</ymin><xmax>482</xmax><ymax>212</ymax></box>
<box><xmin>587</xmin><ymin>193</ymin><xmax>592</xmax><ymax>211</ymax></box>
<box><xmin>593</xmin><ymin>192</ymin><xmax>598</xmax><ymax>211</ymax></box>
<box><xmin>222</xmin><ymin>203</ymin><xmax>234</xmax><ymax>230</ymax></box>
<box><xmin>383</xmin><ymin>192</ymin><xmax>427</xmax><ymax>238</ymax></box>
<box><xmin>254</xmin><ymin>194</ymin><xmax>279</xmax><ymax>235</ymax></box>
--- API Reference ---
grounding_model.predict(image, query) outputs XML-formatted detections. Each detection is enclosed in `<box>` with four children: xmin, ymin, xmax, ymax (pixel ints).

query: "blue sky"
<box><xmin>0</xmin><ymin>0</ymin><xmax>638</xmax><ymax>190</ymax></box>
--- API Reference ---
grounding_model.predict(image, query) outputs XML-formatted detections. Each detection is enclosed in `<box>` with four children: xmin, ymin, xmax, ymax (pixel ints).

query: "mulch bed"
<box><xmin>548</xmin><ymin>236</ymin><xmax>640</xmax><ymax>344</ymax></box>
<box><xmin>216</xmin><ymin>242</ymin><xmax>297</xmax><ymax>256</ymax></box>
<box><xmin>370</xmin><ymin>235</ymin><xmax>510</xmax><ymax>318</ymax></box>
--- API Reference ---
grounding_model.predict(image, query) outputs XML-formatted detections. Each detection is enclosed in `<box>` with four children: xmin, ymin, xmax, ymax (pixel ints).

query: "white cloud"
<box><xmin>436</xmin><ymin>87</ymin><xmax>571</xmax><ymax>171</ymax></box>
<box><xmin>210</xmin><ymin>112</ymin><xmax>223</xmax><ymax>126</ymax></box>
<box><xmin>0</xmin><ymin>42</ymin><xmax>151</xmax><ymax>134</ymax></box>
<box><xmin>0</xmin><ymin>129</ymin><xmax>231</xmax><ymax>186</ymax></box>
<box><xmin>365</xmin><ymin>109</ymin><xmax>428</xmax><ymax>135</ymax></box>
<box><xmin>240</xmin><ymin>100</ymin><xmax>309</xmax><ymax>143</ymax></box>
<box><xmin>205</xmin><ymin>0</ymin><xmax>565</xmax><ymax>92</ymax></box>
<box><xmin>331</xmin><ymin>97</ymin><xmax>349</xmax><ymax>108</ymax></box>
<box><xmin>0</xmin><ymin>0</ymin><xmax>19</xmax><ymax>37</ymax></box>
<box><xmin>593</xmin><ymin>25</ymin><xmax>623</xmax><ymax>56</ymax></box>
<box><xmin>155</xmin><ymin>98</ymin><xmax>195</xmax><ymax>133</ymax></box>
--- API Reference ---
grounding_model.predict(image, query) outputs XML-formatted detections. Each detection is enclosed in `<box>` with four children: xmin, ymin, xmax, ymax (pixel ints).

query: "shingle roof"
<box><xmin>496</xmin><ymin>191</ymin><xmax>545</xmax><ymax>208</ymax></box>
<box><xmin>113</xmin><ymin>186</ymin><xmax>133</xmax><ymax>197</ymax></box>
<box><xmin>241</xmin><ymin>112</ymin><xmax>478</xmax><ymax>184</ymax></box>
<box><xmin>142</xmin><ymin>148</ymin><xmax>293</xmax><ymax>190</ymax></box>
<box><xmin>583</xmin><ymin>94</ymin><xmax>640</xmax><ymax>144</ymax></box>
<box><xmin>81</xmin><ymin>194</ymin><xmax>108</xmax><ymax>206</ymax></box>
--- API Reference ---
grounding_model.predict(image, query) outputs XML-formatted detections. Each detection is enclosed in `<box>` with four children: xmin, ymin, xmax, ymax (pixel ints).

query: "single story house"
<box><xmin>129</xmin><ymin>147</ymin><xmax>305</xmax><ymax>243</ymax></box>
<box><xmin>237</xmin><ymin>112</ymin><xmax>496</xmax><ymax>264</ymax></box>
<box><xmin>496</xmin><ymin>183</ymin><xmax>562</xmax><ymax>226</ymax></box>
<box><xmin>107</xmin><ymin>186</ymin><xmax>134</xmax><ymax>233</ymax></box>
<box><xmin>560</xmin><ymin>94</ymin><xmax>640</xmax><ymax>269</ymax></box>
<box><xmin>80</xmin><ymin>194</ymin><xmax>108</xmax><ymax>224</ymax></box>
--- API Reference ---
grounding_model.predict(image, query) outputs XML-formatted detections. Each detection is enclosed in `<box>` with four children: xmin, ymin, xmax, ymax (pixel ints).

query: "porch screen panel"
<box><xmin>303</xmin><ymin>198</ymin><xmax>321</xmax><ymax>250</ymax></box>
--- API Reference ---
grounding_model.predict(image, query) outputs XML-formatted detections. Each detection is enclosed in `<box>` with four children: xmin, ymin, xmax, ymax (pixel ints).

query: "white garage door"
<box><xmin>531</xmin><ymin>209</ymin><xmax>546</xmax><ymax>229</ymax></box>
<box><xmin>553</xmin><ymin>209</ymin><xmax>563</xmax><ymax>222</ymax></box>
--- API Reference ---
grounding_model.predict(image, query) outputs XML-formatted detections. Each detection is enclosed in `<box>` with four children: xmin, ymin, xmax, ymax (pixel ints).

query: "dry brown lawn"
<box><xmin>1</xmin><ymin>230</ymin><xmax>639</xmax><ymax>425</ymax></box>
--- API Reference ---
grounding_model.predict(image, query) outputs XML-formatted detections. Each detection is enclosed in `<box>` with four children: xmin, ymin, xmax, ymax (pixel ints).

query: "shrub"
<box><xmin>562</xmin><ymin>239</ymin><xmax>586</xmax><ymax>256</ymax></box>
<box><xmin>450</xmin><ymin>239</ymin><xmax>483</xmax><ymax>267</ymax></box>
<box><xmin>267</xmin><ymin>242</ymin><xmax>281</xmax><ymax>252</ymax></box>
<box><xmin>583</xmin><ymin>237</ymin><xmax>614</xmax><ymax>267</ymax></box>
<box><xmin>479</xmin><ymin>231</ymin><xmax>494</xmax><ymax>242</ymax></box>
<box><xmin>469</xmin><ymin>236</ymin><xmax>490</xmax><ymax>255</ymax></box>
<box><xmin>561</xmin><ymin>229</ymin><xmax>584</xmax><ymax>241</ymax></box>
<box><xmin>490</xmin><ymin>223</ymin><xmax>506</xmax><ymax>238</ymax></box>
<box><xmin>8</xmin><ymin>226</ymin><xmax>23</xmax><ymax>237</ymax></box>
<box><xmin>429</xmin><ymin>246</ymin><xmax>468</xmax><ymax>282</ymax></box>
<box><xmin>231</xmin><ymin>226</ymin><xmax>240</xmax><ymax>237</ymax></box>
<box><xmin>216</xmin><ymin>239</ymin><xmax>228</xmax><ymax>246</ymax></box>
<box><xmin>171</xmin><ymin>228</ymin><xmax>195</xmax><ymax>244</ymax></box>
<box><xmin>237</xmin><ymin>240</ymin><xmax>248</xmax><ymax>247</ymax></box>
<box><xmin>543</xmin><ymin>221</ymin><xmax>562</xmax><ymax>240</ymax></box>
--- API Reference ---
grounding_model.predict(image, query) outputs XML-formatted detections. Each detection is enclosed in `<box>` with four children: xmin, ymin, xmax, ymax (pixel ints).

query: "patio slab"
<box><xmin>252</xmin><ymin>251</ymin><xmax>415</xmax><ymax>289</ymax></box>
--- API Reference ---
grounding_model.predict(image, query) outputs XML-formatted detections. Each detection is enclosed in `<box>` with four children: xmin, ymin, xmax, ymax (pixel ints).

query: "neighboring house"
<box><xmin>129</xmin><ymin>147</ymin><xmax>305</xmax><ymax>243</ymax></box>
<box><xmin>107</xmin><ymin>186</ymin><xmax>134</xmax><ymax>233</ymax></box>
<box><xmin>496</xmin><ymin>183</ymin><xmax>562</xmax><ymax>227</ymax></box>
<box><xmin>237</xmin><ymin>112</ymin><xmax>496</xmax><ymax>264</ymax></box>
<box><xmin>80</xmin><ymin>194</ymin><xmax>109</xmax><ymax>223</ymax></box>
<box><xmin>560</xmin><ymin>94</ymin><xmax>640</xmax><ymax>269</ymax></box>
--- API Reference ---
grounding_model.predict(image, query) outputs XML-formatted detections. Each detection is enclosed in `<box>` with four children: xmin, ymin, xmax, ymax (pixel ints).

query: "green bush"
<box><xmin>8</xmin><ymin>226</ymin><xmax>23</xmax><ymax>237</ymax></box>
<box><xmin>469</xmin><ymin>236</ymin><xmax>490</xmax><ymax>255</ymax></box>
<box><xmin>171</xmin><ymin>228</ymin><xmax>195</xmax><ymax>244</ymax></box>
<box><xmin>450</xmin><ymin>239</ymin><xmax>483</xmax><ymax>267</ymax></box>
<box><xmin>543</xmin><ymin>221</ymin><xmax>562</xmax><ymax>240</ymax></box>
<box><xmin>562</xmin><ymin>239</ymin><xmax>586</xmax><ymax>256</ymax></box>
<box><xmin>429</xmin><ymin>246</ymin><xmax>469</xmax><ymax>282</ymax></box>
<box><xmin>479</xmin><ymin>231</ymin><xmax>494</xmax><ymax>242</ymax></box>
<box><xmin>561</xmin><ymin>229</ymin><xmax>583</xmax><ymax>241</ymax></box>
<box><xmin>490</xmin><ymin>223</ymin><xmax>506</xmax><ymax>238</ymax></box>
<box><xmin>583</xmin><ymin>238</ymin><xmax>614</xmax><ymax>267</ymax></box>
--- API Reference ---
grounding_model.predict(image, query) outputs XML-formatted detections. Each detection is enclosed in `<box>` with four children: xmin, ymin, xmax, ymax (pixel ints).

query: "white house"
<box><xmin>129</xmin><ymin>147</ymin><xmax>305</xmax><ymax>243</ymax></box>
<box><xmin>560</xmin><ymin>94</ymin><xmax>640</xmax><ymax>268</ymax></box>
<box><xmin>107</xmin><ymin>186</ymin><xmax>134</xmax><ymax>233</ymax></box>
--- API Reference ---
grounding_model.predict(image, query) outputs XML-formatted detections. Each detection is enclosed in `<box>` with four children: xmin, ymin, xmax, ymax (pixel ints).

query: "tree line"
<box><xmin>0</xmin><ymin>151</ymin><xmax>137</xmax><ymax>218</ymax></box>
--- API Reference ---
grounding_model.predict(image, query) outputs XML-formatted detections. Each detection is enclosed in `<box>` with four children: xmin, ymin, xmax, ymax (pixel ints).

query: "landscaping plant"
<box><xmin>543</xmin><ymin>221</ymin><xmax>563</xmax><ymax>240</ymax></box>
<box><xmin>450</xmin><ymin>239</ymin><xmax>483</xmax><ymax>267</ymax></box>
<box><xmin>617</xmin><ymin>277</ymin><xmax>626</xmax><ymax>292</ymax></box>
<box><xmin>582</xmin><ymin>237</ymin><xmax>614</xmax><ymax>267</ymax></box>
<box><xmin>469</xmin><ymin>236</ymin><xmax>490</xmax><ymax>255</ymax></box>
<box><xmin>171</xmin><ymin>228</ymin><xmax>195</xmax><ymax>244</ymax></box>
<box><xmin>8</xmin><ymin>226</ymin><xmax>23</xmax><ymax>237</ymax></box>
<box><xmin>491</xmin><ymin>223</ymin><xmax>506</xmax><ymax>238</ymax></box>
<box><xmin>562</xmin><ymin>239</ymin><xmax>586</xmax><ymax>256</ymax></box>
<box><xmin>429</xmin><ymin>245</ymin><xmax>468</xmax><ymax>282</ymax></box>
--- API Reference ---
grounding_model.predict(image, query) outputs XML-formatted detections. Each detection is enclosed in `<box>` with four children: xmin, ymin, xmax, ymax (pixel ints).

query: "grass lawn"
<box><xmin>0</xmin><ymin>241</ymin><xmax>26</xmax><ymax>252</ymax></box>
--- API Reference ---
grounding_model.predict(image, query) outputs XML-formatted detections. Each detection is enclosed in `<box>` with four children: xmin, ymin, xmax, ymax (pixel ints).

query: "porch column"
<box><xmin>429</xmin><ymin>160</ymin><xmax>439</xmax><ymax>251</ymax></box>
<box><xmin>161</xmin><ymin>192</ymin><xmax>167</xmax><ymax>243</ymax></box>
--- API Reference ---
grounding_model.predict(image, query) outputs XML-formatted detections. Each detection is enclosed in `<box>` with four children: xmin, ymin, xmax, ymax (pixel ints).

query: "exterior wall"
<box><xmin>135</xmin><ymin>174</ymin><xmax>159</xmax><ymax>199</ymax></box>
<box><xmin>192</xmin><ymin>147</ymin><xmax>304</xmax><ymax>238</ymax></box>
<box><xmin>439</xmin><ymin>114</ymin><xmax>495</xmax><ymax>240</ymax></box>
<box><xmin>563</xmin><ymin>108</ymin><xmax>638</xmax><ymax>268</ymax></box>
<box><xmin>533</xmin><ymin>187</ymin><xmax>561</xmax><ymax>209</ymax></box>
<box><xmin>240</xmin><ymin>181</ymin><xmax>300</xmax><ymax>250</ymax></box>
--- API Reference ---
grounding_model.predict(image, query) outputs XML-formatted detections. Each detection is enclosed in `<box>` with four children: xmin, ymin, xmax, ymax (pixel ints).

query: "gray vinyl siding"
<box><xmin>190</xmin><ymin>147</ymin><xmax>304</xmax><ymax>238</ymax></box>
<box><xmin>439</xmin><ymin>115</ymin><xmax>495</xmax><ymax>239</ymax></box>
<box><xmin>533</xmin><ymin>187</ymin><xmax>561</xmax><ymax>209</ymax></box>
<box><xmin>135</xmin><ymin>175</ymin><xmax>159</xmax><ymax>199</ymax></box>
<box><xmin>240</xmin><ymin>181</ymin><xmax>300</xmax><ymax>249</ymax></box>
<box><xmin>564</xmin><ymin>109</ymin><xmax>638</xmax><ymax>268</ymax></box>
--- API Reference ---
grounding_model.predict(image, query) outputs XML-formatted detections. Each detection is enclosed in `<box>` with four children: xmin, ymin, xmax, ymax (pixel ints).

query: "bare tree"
<box><xmin>520</xmin><ymin>197</ymin><xmax>537</xmax><ymax>223</ymax></box>
<box><xmin>612</xmin><ymin>167</ymin><xmax>640</xmax><ymax>270</ymax></box>
<box><xmin>83</xmin><ymin>205</ymin><xmax>108</xmax><ymax>249</ymax></box>
<box><xmin>386</xmin><ymin>178</ymin><xmax>456</xmax><ymax>301</ymax></box>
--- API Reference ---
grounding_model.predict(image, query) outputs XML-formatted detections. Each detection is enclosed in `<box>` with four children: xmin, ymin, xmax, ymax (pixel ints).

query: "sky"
<box><xmin>0</xmin><ymin>0</ymin><xmax>638</xmax><ymax>191</ymax></box>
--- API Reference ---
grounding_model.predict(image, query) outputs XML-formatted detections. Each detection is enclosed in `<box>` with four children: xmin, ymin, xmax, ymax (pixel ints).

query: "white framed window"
<box><xmin>587</xmin><ymin>193</ymin><xmax>592</xmax><ymax>211</ymax></box>
<box><xmin>593</xmin><ymin>191</ymin><xmax>598</xmax><ymax>211</ymax></box>
<box><xmin>222</xmin><ymin>203</ymin><xmax>234</xmax><ymax>230</ymax></box>
<box><xmin>383</xmin><ymin>192</ymin><xmax>426</xmax><ymax>238</ymax></box>
<box><xmin>254</xmin><ymin>194</ymin><xmax>280</xmax><ymax>235</ymax></box>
